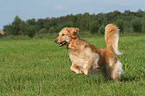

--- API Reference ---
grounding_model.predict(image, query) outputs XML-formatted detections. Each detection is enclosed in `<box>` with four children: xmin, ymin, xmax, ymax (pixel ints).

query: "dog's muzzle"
<box><xmin>59</xmin><ymin>41</ymin><xmax>67</xmax><ymax>47</ymax></box>
<box><xmin>54</xmin><ymin>39</ymin><xmax>67</xmax><ymax>47</ymax></box>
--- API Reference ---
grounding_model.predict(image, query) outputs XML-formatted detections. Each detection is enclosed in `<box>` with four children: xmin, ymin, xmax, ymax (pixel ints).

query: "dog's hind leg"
<box><xmin>107</xmin><ymin>59</ymin><xmax>123</xmax><ymax>81</ymax></box>
<box><xmin>106</xmin><ymin>58</ymin><xmax>120</xmax><ymax>81</ymax></box>
<box><xmin>70</xmin><ymin>64</ymin><xmax>83</xmax><ymax>74</ymax></box>
<box><xmin>107</xmin><ymin>66</ymin><xmax>119</xmax><ymax>81</ymax></box>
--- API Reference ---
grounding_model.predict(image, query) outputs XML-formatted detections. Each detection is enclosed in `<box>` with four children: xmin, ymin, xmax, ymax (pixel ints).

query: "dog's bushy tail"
<box><xmin>105</xmin><ymin>24</ymin><xmax>122</xmax><ymax>55</ymax></box>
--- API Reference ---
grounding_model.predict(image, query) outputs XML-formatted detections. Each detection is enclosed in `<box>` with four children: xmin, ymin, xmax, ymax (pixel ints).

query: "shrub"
<box><xmin>98</xmin><ymin>24</ymin><xmax>105</xmax><ymax>35</ymax></box>
<box><xmin>27</xmin><ymin>26</ymin><xmax>36</xmax><ymax>38</ymax></box>
<box><xmin>39</xmin><ymin>28</ymin><xmax>47</xmax><ymax>34</ymax></box>
<box><xmin>131</xmin><ymin>18</ymin><xmax>143</xmax><ymax>33</ymax></box>
<box><xmin>89</xmin><ymin>21</ymin><xmax>100</xmax><ymax>34</ymax></box>
<box><xmin>114</xmin><ymin>19</ymin><xmax>124</xmax><ymax>33</ymax></box>
<box><xmin>49</xmin><ymin>27</ymin><xmax>55</xmax><ymax>33</ymax></box>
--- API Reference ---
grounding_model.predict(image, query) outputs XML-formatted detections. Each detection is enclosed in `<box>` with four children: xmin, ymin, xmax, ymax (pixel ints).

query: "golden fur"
<box><xmin>55</xmin><ymin>24</ymin><xmax>123</xmax><ymax>81</ymax></box>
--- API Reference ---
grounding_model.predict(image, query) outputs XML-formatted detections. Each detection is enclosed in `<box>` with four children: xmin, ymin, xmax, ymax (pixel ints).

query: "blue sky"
<box><xmin>0</xmin><ymin>0</ymin><xmax>145</xmax><ymax>29</ymax></box>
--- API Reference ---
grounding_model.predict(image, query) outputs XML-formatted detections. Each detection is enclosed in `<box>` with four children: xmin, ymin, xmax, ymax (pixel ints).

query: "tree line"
<box><xmin>3</xmin><ymin>9</ymin><xmax>145</xmax><ymax>38</ymax></box>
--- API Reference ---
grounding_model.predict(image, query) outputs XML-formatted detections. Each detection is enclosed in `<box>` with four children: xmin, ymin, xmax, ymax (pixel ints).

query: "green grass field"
<box><xmin>0</xmin><ymin>35</ymin><xmax>145</xmax><ymax>96</ymax></box>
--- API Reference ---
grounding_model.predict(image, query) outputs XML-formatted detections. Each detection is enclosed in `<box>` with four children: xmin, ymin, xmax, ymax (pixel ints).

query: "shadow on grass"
<box><xmin>121</xmin><ymin>76</ymin><xmax>141</xmax><ymax>82</ymax></box>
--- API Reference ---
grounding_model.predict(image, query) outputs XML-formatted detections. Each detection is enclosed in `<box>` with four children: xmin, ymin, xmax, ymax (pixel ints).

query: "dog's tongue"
<box><xmin>59</xmin><ymin>44</ymin><xmax>63</xmax><ymax>47</ymax></box>
<box><xmin>59</xmin><ymin>42</ymin><xmax>66</xmax><ymax>47</ymax></box>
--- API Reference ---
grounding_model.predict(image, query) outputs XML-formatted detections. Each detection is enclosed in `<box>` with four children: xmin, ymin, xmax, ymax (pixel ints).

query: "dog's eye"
<box><xmin>62</xmin><ymin>34</ymin><xmax>65</xmax><ymax>36</ymax></box>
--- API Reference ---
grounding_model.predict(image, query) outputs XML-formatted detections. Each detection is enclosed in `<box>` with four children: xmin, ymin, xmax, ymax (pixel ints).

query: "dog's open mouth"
<box><xmin>59</xmin><ymin>41</ymin><xmax>67</xmax><ymax>47</ymax></box>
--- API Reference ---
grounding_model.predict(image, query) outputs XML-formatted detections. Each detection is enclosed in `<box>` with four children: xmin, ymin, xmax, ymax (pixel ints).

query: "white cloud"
<box><xmin>37</xmin><ymin>3</ymin><xmax>49</xmax><ymax>7</ymax></box>
<box><xmin>108</xmin><ymin>0</ymin><xmax>131</xmax><ymax>6</ymax></box>
<box><xmin>53</xmin><ymin>5</ymin><xmax>64</xmax><ymax>10</ymax></box>
<box><xmin>96</xmin><ymin>0</ymin><xmax>101</xmax><ymax>2</ymax></box>
<box><xmin>79</xmin><ymin>0</ymin><xmax>100</xmax><ymax>3</ymax></box>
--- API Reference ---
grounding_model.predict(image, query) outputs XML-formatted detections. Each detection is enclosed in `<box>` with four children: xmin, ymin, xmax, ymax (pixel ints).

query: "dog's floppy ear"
<box><xmin>70</xmin><ymin>28</ymin><xmax>79</xmax><ymax>39</ymax></box>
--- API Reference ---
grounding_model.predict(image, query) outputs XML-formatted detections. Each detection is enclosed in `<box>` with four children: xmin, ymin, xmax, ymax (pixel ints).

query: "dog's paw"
<box><xmin>75</xmin><ymin>70</ymin><xmax>83</xmax><ymax>74</ymax></box>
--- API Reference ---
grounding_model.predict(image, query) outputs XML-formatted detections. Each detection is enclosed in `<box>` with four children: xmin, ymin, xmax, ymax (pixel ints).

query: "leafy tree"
<box><xmin>11</xmin><ymin>16</ymin><xmax>22</xmax><ymax>35</ymax></box>
<box><xmin>26</xmin><ymin>18</ymin><xmax>36</xmax><ymax>25</ymax></box>
<box><xmin>3</xmin><ymin>24</ymin><xmax>12</xmax><ymax>35</ymax></box>
<box><xmin>123</xmin><ymin>21</ymin><xmax>132</xmax><ymax>34</ymax></box>
<box><xmin>19</xmin><ymin>21</ymin><xmax>27</xmax><ymax>35</ymax></box>
<box><xmin>98</xmin><ymin>24</ymin><xmax>105</xmax><ymax>35</ymax></box>
<box><xmin>143</xmin><ymin>22</ymin><xmax>145</xmax><ymax>33</ymax></box>
<box><xmin>89</xmin><ymin>21</ymin><xmax>100</xmax><ymax>34</ymax></box>
<box><xmin>35</xmin><ymin>19</ymin><xmax>45</xmax><ymax>32</ymax></box>
<box><xmin>3</xmin><ymin>9</ymin><xmax>145</xmax><ymax>36</ymax></box>
<box><xmin>131</xmin><ymin>18</ymin><xmax>143</xmax><ymax>33</ymax></box>
<box><xmin>114</xmin><ymin>19</ymin><xmax>124</xmax><ymax>33</ymax></box>
<box><xmin>27</xmin><ymin>26</ymin><xmax>36</xmax><ymax>38</ymax></box>
<box><xmin>43</xmin><ymin>18</ymin><xmax>51</xmax><ymax>30</ymax></box>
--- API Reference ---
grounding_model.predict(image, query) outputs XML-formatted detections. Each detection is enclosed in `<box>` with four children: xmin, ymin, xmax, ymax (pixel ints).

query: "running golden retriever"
<box><xmin>55</xmin><ymin>24</ymin><xmax>123</xmax><ymax>81</ymax></box>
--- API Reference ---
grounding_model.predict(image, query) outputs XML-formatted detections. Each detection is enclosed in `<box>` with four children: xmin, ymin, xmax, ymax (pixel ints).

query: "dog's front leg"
<box><xmin>83</xmin><ymin>61</ymin><xmax>93</xmax><ymax>76</ymax></box>
<box><xmin>70</xmin><ymin>64</ymin><xmax>83</xmax><ymax>74</ymax></box>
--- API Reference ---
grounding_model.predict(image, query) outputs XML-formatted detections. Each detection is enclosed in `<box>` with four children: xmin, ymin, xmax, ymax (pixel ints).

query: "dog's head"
<box><xmin>54</xmin><ymin>27</ymin><xmax>79</xmax><ymax>47</ymax></box>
